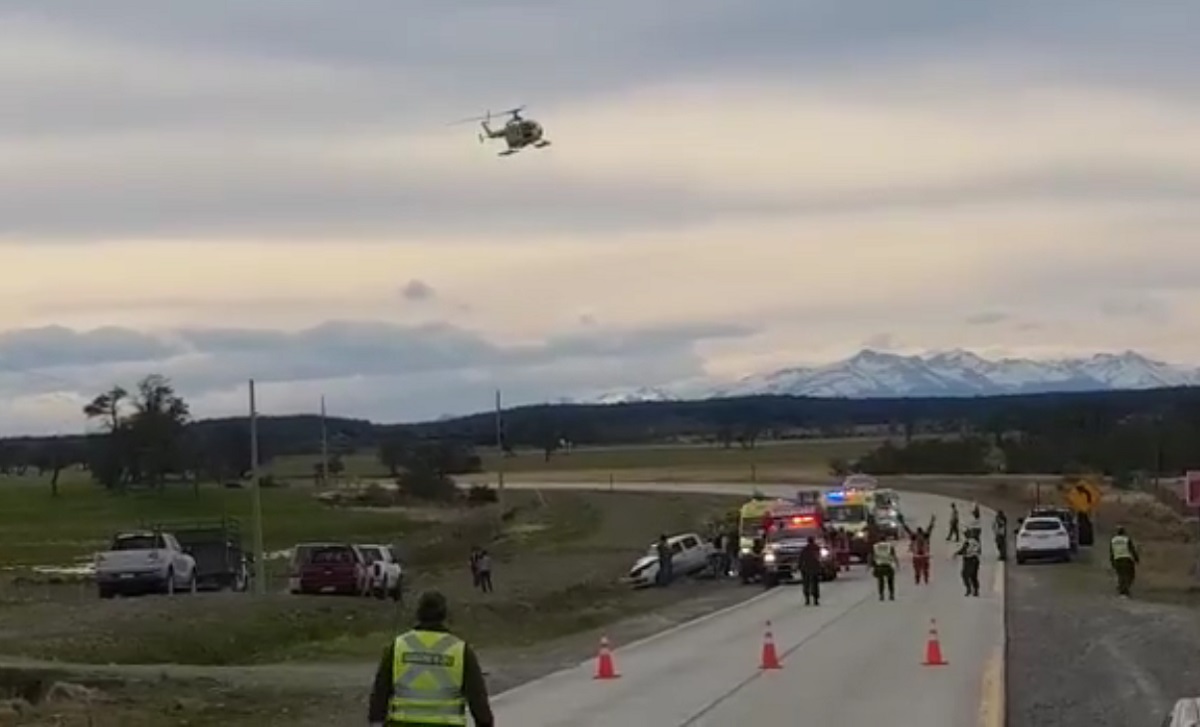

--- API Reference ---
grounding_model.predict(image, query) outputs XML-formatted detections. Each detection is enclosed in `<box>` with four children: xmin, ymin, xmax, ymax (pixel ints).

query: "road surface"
<box><xmin>492</xmin><ymin>482</ymin><xmax>1006</xmax><ymax>727</ymax></box>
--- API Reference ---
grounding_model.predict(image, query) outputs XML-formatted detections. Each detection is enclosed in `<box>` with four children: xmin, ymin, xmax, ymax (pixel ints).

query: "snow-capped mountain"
<box><xmin>589</xmin><ymin>387</ymin><xmax>678</xmax><ymax>405</ymax></box>
<box><xmin>584</xmin><ymin>349</ymin><xmax>1200</xmax><ymax>403</ymax></box>
<box><xmin>721</xmin><ymin>349</ymin><xmax>1200</xmax><ymax>398</ymax></box>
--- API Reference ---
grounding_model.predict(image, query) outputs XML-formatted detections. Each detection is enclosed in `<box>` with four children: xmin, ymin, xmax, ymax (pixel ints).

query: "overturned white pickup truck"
<box><xmin>94</xmin><ymin>530</ymin><xmax>198</xmax><ymax>599</ymax></box>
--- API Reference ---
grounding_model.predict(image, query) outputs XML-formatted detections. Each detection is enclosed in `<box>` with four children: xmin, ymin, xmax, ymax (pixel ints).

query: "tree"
<box><xmin>378</xmin><ymin>433</ymin><xmax>415</xmax><ymax>477</ymax></box>
<box><xmin>82</xmin><ymin>376</ymin><xmax>190</xmax><ymax>491</ymax></box>
<box><xmin>83</xmin><ymin>386</ymin><xmax>128</xmax><ymax>432</ymax></box>
<box><xmin>30</xmin><ymin>441</ymin><xmax>82</xmax><ymax>497</ymax></box>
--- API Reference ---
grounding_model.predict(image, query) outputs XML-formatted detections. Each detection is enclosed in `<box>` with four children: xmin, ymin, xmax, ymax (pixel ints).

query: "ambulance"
<box><xmin>735</xmin><ymin>498</ymin><xmax>777</xmax><ymax>583</ymax></box>
<box><xmin>821</xmin><ymin>488</ymin><xmax>874</xmax><ymax>562</ymax></box>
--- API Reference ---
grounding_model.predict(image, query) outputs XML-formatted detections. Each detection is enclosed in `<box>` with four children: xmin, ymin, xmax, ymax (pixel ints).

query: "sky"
<box><xmin>2</xmin><ymin>0</ymin><xmax>1199</xmax><ymax>435</ymax></box>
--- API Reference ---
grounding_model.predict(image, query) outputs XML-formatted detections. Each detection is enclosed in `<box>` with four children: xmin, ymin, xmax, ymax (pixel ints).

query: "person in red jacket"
<box><xmin>901</xmin><ymin>514</ymin><xmax>936</xmax><ymax>585</ymax></box>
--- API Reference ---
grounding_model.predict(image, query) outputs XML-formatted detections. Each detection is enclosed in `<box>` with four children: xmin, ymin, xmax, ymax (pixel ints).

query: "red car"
<box><xmin>296</xmin><ymin>544</ymin><xmax>365</xmax><ymax>596</ymax></box>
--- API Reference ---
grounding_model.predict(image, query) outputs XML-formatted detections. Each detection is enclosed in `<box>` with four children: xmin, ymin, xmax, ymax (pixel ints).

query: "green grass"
<box><xmin>0</xmin><ymin>478</ymin><xmax>430</xmax><ymax>569</ymax></box>
<box><xmin>0</xmin><ymin>489</ymin><xmax>740</xmax><ymax>666</ymax></box>
<box><xmin>271</xmin><ymin>437</ymin><xmax>890</xmax><ymax>485</ymax></box>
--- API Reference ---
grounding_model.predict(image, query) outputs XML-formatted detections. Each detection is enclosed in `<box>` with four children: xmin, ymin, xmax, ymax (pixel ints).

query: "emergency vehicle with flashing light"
<box><xmin>760</xmin><ymin>505</ymin><xmax>839</xmax><ymax>587</ymax></box>
<box><xmin>822</xmin><ymin>488</ymin><xmax>874</xmax><ymax>562</ymax></box>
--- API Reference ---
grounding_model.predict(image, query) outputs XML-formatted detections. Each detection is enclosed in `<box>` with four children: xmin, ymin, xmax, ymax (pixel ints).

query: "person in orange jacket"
<box><xmin>901</xmin><ymin>514</ymin><xmax>936</xmax><ymax>585</ymax></box>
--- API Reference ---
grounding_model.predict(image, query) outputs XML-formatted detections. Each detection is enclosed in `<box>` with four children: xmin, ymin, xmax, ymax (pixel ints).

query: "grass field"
<box><xmin>272</xmin><ymin>436</ymin><xmax>890</xmax><ymax>486</ymax></box>
<box><xmin>0</xmin><ymin>486</ymin><xmax>740</xmax><ymax>667</ymax></box>
<box><xmin>0</xmin><ymin>478</ymin><xmax>437</xmax><ymax>570</ymax></box>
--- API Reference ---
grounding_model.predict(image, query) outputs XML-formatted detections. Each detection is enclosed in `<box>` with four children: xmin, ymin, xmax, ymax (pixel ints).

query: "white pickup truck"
<box><xmin>626</xmin><ymin>532</ymin><xmax>714</xmax><ymax>588</ymax></box>
<box><xmin>355</xmin><ymin>544</ymin><xmax>403</xmax><ymax>601</ymax></box>
<box><xmin>94</xmin><ymin>530</ymin><xmax>198</xmax><ymax>599</ymax></box>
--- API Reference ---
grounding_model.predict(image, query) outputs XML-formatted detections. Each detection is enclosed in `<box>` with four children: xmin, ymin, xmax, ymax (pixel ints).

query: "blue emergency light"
<box><xmin>826</xmin><ymin>490</ymin><xmax>846</xmax><ymax>502</ymax></box>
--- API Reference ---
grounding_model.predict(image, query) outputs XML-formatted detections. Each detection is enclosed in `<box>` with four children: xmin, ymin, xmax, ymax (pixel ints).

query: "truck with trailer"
<box><xmin>143</xmin><ymin>518</ymin><xmax>252</xmax><ymax>592</ymax></box>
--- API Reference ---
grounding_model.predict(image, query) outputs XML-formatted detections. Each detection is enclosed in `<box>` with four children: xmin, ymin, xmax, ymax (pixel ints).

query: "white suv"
<box><xmin>1015</xmin><ymin>516</ymin><xmax>1072</xmax><ymax>564</ymax></box>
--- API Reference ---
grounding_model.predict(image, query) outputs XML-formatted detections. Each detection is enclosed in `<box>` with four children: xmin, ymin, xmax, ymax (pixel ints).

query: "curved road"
<box><xmin>492</xmin><ymin>482</ymin><xmax>1006</xmax><ymax>727</ymax></box>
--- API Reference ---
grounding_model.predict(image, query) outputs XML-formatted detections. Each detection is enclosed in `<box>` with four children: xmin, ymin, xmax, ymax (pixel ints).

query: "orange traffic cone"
<box><xmin>759</xmin><ymin>621</ymin><xmax>782</xmax><ymax>670</ymax></box>
<box><xmin>593</xmin><ymin>634</ymin><xmax>620</xmax><ymax>680</ymax></box>
<box><xmin>922</xmin><ymin>618</ymin><xmax>948</xmax><ymax>666</ymax></box>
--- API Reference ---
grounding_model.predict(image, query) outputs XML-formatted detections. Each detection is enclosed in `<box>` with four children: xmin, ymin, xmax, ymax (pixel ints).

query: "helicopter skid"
<box><xmin>534</xmin><ymin>140</ymin><xmax>551</xmax><ymax>148</ymax></box>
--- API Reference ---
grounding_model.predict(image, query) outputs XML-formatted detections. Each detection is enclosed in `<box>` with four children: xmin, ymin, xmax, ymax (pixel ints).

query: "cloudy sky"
<box><xmin>2</xmin><ymin>1</ymin><xmax>1199</xmax><ymax>434</ymax></box>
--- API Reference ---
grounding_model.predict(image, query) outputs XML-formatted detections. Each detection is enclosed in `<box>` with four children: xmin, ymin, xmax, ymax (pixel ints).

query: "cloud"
<box><xmin>2</xmin><ymin>3</ymin><xmax>1200</xmax><ymax>243</ymax></box>
<box><xmin>0</xmin><ymin>325</ymin><xmax>182</xmax><ymax>369</ymax></box>
<box><xmin>965</xmin><ymin>312</ymin><xmax>1009</xmax><ymax>326</ymax></box>
<box><xmin>399</xmin><ymin>279</ymin><xmax>436</xmax><ymax>302</ymax></box>
<box><xmin>862</xmin><ymin>333</ymin><xmax>899</xmax><ymax>350</ymax></box>
<box><xmin>3</xmin><ymin>1</ymin><xmax>1200</xmax><ymax>432</ymax></box>
<box><xmin>0</xmin><ymin>319</ymin><xmax>754</xmax><ymax>435</ymax></box>
<box><xmin>1099</xmin><ymin>296</ymin><xmax>1171</xmax><ymax>322</ymax></box>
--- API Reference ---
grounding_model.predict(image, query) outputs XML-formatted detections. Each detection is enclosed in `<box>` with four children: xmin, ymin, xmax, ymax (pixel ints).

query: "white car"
<box><xmin>1162</xmin><ymin>697</ymin><xmax>1200</xmax><ymax>726</ymax></box>
<box><xmin>1015</xmin><ymin>516</ymin><xmax>1073</xmax><ymax>564</ymax></box>
<box><xmin>626</xmin><ymin>533</ymin><xmax>713</xmax><ymax>588</ymax></box>
<box><xmin>355</xmin><ymin>544</ymin><xmax>403</xmax><ymax>601</ymax></box>
<box><xmin>94</xmin><ymin>531</ymin><xmax>198</xmax><ymax>598</ymax></box>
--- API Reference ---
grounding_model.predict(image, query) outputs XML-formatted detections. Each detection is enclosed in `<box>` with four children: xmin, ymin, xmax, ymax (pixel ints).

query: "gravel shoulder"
<box><xmin>1006</xmin><ymin>551</ymin><xmax>1200</xmax><ymax>727</ymax></box>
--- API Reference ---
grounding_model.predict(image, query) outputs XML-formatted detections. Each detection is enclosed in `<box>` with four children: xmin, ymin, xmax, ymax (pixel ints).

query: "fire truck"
<box><xmin>759</xmin><ymin>505</ymin><xmax>840</xmax><ymax>587</ymax></box>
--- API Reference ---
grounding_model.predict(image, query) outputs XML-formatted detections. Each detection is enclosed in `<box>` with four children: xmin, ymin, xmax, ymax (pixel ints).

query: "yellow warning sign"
<box><xmin>1065</xmin><ymin>480</ymin><xmax>1102</xmax><ymax>514</ymax></box>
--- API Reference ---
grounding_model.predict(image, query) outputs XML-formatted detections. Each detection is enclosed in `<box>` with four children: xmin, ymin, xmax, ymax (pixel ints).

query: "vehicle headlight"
<box><xmin>854</xmin><ymin>531</ymin><xmax>867</xmax><ymax>539</ymax></box>
<box><xmin>739</xmin><ymin>547</ymin><xmax>751</xmax><ymax>555</ymax></box>
<box><xmin>819</xmin><ymin>547</ymin><xmax>830</xmax><ymax>558</ymax></box>
<box><xmin>763</xmin><ymin>552</ymin><xmax>776</xmax><ymax>563</ymax></box>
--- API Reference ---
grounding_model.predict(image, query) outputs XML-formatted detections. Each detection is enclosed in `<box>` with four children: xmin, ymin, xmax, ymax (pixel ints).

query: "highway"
<box><xmin>491</xmin><ymin>482</ymin><xmax>1005</xmax><ymax>727</ymax></box>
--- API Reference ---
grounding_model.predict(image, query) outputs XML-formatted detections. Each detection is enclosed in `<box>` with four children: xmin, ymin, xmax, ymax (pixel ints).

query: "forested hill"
<box><xmin>5</xmin><ymin>385</ymin><xmax>1200</xmax><ymax>455</ymax></box>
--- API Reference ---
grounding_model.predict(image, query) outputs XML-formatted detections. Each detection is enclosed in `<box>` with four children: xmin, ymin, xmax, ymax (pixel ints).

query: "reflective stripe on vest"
<box><xmin>1111</xmin><ymin>535</ymin><xmax>1133</xmax><ymax>560</ymax></box>
<box><xmin>963</xmin><ymin>538</ymin><xmax>981</xmax><ymax>558</ymax></box>
<box><xmin>872</xmin><ymin>541</ymin><xmax>895</xmax><ymax>567</ymax></box>
<box><xmin>388</xmin><ymin>630</ymin><xmax>467</xmax><ymax>725</ymax></box>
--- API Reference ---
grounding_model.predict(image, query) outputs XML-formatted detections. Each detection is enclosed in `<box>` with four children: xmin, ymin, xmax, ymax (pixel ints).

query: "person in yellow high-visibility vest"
<box><xmin>869</xmin><ymin>539</ymin><xmax>898</xmax><ymax>601</ymax></box>
<box><xmin>368</xmin><ymin>590</ymin><xmax>494</xmax><ymax>727</ymax></box>
<box><xmin>1109</xmin><ymin>526</ymin><xmax>1140</xmax><ymax>598</ymax></box>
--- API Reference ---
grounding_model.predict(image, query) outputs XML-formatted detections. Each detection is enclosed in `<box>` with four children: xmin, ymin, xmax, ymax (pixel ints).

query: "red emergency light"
<box><xmin>791</xmin><ymin>515</ymin><xmax>816</xmax><ymax>526</ymax></box>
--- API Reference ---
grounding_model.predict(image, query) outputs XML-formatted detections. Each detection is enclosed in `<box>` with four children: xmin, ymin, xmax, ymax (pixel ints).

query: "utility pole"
<box><xmin>249</xmin><ymin>379</ymin><xmax>266</xmax><ymax>595</ymax></box>
<box><xmin>320</xmin><ymin>395</ymin><xmax>329</xmax><ymax>489</ymax></box>
<box><xmin>494</xmin><ymin>389</ymin><xmax>505</xmax><ymax>509</ymax></box>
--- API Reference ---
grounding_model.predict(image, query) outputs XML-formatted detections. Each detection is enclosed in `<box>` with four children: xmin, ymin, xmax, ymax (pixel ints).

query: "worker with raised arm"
<box><xmin>1110</xmin><ymin>525</ymin><xmax>1141</xmax><ymax>598</ymax></box>
<box><xmin>368</xmin><ymin>590</ymin><xmax>494</xmax><ymax>727</ymax></box>
<box><xmin>900</xmin><ymin>513</ymin><xmax>936</xmax><ymax>585</ymax></box>
<box><xmin>954</xmin><ymin>526</ymin><xmax>983</xmax><ymax>597</ymax></box>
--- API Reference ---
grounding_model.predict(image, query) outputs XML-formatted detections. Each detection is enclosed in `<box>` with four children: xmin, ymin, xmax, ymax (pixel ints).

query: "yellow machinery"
<box><xmin>1061</xmin><ymin>475</ymin><xmax>1102</xmax><ymax>545</ymax></box>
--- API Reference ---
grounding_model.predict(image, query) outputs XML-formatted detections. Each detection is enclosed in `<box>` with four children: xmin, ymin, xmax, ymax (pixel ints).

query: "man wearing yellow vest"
<box><xmin>368</xmin><ymin>590</ymin><xmax>494</xmax><ymax>727</ymax></box>
<box><xmin>869</xmin><ymin>539</ymin><xmax>898</xmax><ymax>601</ymax></box>
<box><xmin>1109</xmin><ymin>526</ymin><xmax>1140</xmax><ymax>598</ymax></box>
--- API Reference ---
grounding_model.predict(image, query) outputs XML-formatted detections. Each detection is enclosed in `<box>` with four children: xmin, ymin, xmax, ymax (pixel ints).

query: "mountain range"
<box><xmin>586</xmin><ymin>350</ymin><xmax>1200</xmax><ymax>404</ymax></box>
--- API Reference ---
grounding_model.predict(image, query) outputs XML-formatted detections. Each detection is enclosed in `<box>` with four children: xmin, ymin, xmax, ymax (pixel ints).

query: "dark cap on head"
<box><xmin>416</xmin><ymin>590</ymin><xmax>449</xmax><ymax>624</ymax></box>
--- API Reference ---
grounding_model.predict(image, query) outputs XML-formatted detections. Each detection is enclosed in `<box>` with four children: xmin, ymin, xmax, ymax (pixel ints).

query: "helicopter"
<box><xmin>451</xmin><ymin>106</ymin><xmax>551</xmax><ymax>157</ymax></box>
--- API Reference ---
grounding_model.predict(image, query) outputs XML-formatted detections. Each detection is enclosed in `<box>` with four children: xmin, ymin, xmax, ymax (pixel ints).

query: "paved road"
<box><xmin>492</xmin><ymin>482</ymin><xmax>1005</xmax><ymax>727</ymax></box>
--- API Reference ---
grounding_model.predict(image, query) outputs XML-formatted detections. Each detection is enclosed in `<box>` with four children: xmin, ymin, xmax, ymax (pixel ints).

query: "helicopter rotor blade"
<box><xmin>448</xmin><ymin>110</ymin><xmax>494</xmax><ymax>126</ymax></box>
